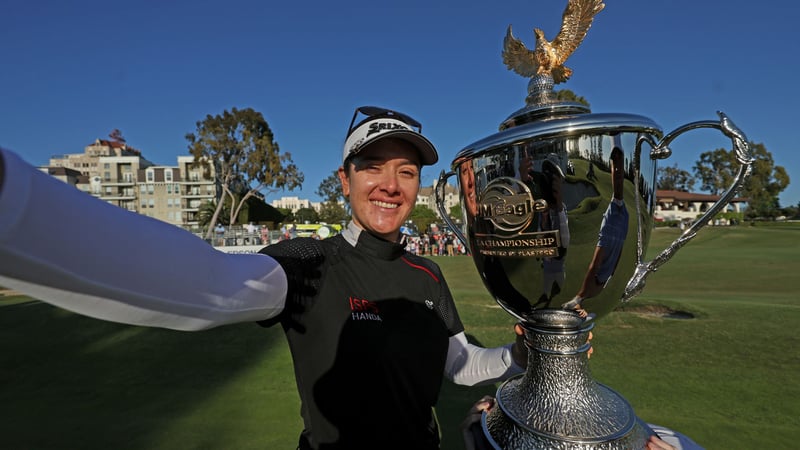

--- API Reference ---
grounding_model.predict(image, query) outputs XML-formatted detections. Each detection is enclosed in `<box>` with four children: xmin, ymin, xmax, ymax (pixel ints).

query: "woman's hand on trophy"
<box><xmin>461</xmin><ymin>395</ymin><xmax>495</xmax><ymax>450</ymax></box>
<box><xmin>646</xmin><ymin>435</ymin><xmax>677</xmax><ymax>450</ymax></box>
<box><xmin>511</xmin><ymin>323</ymin><xmax>528</xmax><ymax>367</ymax></box>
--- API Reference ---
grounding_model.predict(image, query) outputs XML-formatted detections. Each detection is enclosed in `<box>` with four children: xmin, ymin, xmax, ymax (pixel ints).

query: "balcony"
<box><xmin>101</xmin><ymin>180</ymin><xmax>136</xmax><ymax>187</ymax></box>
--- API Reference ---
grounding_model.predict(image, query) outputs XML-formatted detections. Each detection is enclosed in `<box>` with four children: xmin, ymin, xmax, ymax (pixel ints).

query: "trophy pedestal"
<box><xmin>483</xmin><ymin>310</ymin><xmax>652</xmax><ymax>449</ymax></box>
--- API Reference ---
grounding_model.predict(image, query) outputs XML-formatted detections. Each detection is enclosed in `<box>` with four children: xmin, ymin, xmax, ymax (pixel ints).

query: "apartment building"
<box><xmin>49</xmin><ymin>138</ymin><xmax>146</xmax><ymax>175</ymax></box>
<box><xmin>176</xmin><ymin>156</ymin><xmax>216</xmax><ymax>229</ymax></box>
<box><xmin>43</xmin><ymin>139</ymin><xmax>217</xmax><ymax>231</ymax></box>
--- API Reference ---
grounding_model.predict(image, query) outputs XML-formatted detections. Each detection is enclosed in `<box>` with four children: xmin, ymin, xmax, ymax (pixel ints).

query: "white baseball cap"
<box><xmin>342</xmin><ymin>106</ymin><xmax>438</xmax><ymax>166</ymax></box>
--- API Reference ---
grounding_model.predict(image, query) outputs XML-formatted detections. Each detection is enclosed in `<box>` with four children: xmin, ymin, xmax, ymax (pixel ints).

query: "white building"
<box><xmin>654</xmin><ymin>190</ymin><xmax>748</xmax><ymax>222</ymax></box>
<box><xmin>271</xmin><ymin>196</ymin><xmax>322</xmax><ymax>213</ymax></box>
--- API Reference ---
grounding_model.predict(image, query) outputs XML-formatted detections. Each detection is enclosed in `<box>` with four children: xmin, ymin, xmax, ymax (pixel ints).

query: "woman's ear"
<box><xmin>337</xmin><ymin>166</ymin><xmax>350</xmax><ymax>197</ymax></box>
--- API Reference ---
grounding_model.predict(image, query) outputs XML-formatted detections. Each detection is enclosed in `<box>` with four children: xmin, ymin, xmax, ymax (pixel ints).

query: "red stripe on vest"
<box><xmin>400</xmin><ymin>256</ymin><xmax>439</xmax><ymax>283</ymax></box>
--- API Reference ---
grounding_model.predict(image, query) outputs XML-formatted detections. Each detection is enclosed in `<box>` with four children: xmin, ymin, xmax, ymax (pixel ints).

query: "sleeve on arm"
<box><xmin>443</xmin><ymin>331</ymin><xmax>525</xmax><ymax>386</ymax></box>
<box><xmin>0</xmin><ymin>148</ymin><xmax>287</xmax><ymax>331</ymax></box>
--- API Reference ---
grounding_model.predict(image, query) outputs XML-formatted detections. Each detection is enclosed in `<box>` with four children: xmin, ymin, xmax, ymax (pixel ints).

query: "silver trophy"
<box><xmin>435</xmin><ymin>1</ymin><xmax>753</xmax><ymax>448</ymax></box>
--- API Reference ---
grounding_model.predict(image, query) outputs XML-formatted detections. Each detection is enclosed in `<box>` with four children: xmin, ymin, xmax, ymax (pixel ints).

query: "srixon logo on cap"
<box><xmin>366</xmin><ymin>121</ymin><xmax>410</xmax><ymax>137</ymax></box>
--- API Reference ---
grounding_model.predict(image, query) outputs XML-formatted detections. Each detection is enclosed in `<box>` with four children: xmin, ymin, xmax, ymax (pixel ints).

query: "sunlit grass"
<box><xmin>1</xmin><ymin>225</ymin><xmax>797</xmax><ymax>449</ymax></box>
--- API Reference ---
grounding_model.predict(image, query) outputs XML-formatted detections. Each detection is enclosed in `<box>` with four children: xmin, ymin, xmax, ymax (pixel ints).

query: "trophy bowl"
<box><xmin>438</xmin><ymin>104</ymin><xmax>751</xmax><ymax>325</ymax></box>
<box><xmin>446</xmin><ymin>110</ymin><xmax>658</xmax><ymax>322</ymax></box>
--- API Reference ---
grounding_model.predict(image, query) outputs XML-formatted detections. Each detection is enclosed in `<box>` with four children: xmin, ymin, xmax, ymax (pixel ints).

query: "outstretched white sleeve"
<box><xmin>0</xmin><ymin>148</ymin><xmax>287</xmax><ymax>331</ymax></box>
<box><xmin>444</xmin><ymin>331</ymin><xmax>525</xmax><ymax>386</ymax></box>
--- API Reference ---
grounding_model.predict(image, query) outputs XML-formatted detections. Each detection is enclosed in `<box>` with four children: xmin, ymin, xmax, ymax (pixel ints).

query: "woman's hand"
<box><xmin>462</xmin><ymin>395</ymin><xmax>495</xmax><ymax>450</ymax></box>
<box><xmin>646</xmin><ymin>435</ymin><xmax>677</xmax><ymax>450</ymax></box>
<box><xmin>511</xmin><ymin>323</ymin><xmax>527</xmax><ymax>367</ymax></box>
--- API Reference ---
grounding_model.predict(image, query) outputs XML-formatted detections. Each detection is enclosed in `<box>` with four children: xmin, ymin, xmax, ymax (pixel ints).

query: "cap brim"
<box><xmin>367</xmin><ymin>129</ymin><xmax>438</xmax><ymax>166</ymax></box>
<box><xmin>343</xmin><ymin>117</ymin><xmax>438</xmax><ymax>166</ymax></box>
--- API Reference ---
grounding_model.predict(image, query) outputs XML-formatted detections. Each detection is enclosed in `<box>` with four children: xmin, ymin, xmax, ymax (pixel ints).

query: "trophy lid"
<box><xmin>499</xmin><ymin>73</ymin><xmax>591</xmax><ymax>129</ymax></box>
<box><xmin>452</xmin><ymin>106</ymin><xmax>662</xmax><ymax>169</ymax></box>
<box><xmin>453</xmin><ymin>72</ymin><xmax>662</xmax><ymax>169</ymax></box>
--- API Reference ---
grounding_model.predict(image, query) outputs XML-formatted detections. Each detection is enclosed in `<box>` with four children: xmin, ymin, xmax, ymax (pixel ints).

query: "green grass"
<box><xmin>1</xmin><ymin>225</ymin><xmax>798</xmax><ymax>449</ymax></box>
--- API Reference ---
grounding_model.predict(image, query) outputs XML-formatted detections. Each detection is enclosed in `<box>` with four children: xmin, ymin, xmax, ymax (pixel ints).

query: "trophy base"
<box><xmin>482</xmin><ymin>309</ymin><xmax>653</xmax><ymax>449</ymax></box>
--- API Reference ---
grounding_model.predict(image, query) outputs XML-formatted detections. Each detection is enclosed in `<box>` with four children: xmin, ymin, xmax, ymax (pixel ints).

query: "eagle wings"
<box><xmin>503</xmin><ymin>0</ymin><xmax>605</xmax><ymax>84</ymax></box>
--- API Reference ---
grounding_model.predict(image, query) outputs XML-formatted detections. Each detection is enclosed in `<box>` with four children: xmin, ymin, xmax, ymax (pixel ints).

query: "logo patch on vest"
<box><xmin>349</xmin><ymin>296</ymin><xmax>383</xmax><ymax>322</ymax></box>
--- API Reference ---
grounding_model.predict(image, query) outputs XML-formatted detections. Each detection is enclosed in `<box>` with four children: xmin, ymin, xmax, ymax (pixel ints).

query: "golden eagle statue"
<box><xmin>503</xmin><ymin>0</ymin><xmax>605</xmax><ymax>84</ymax></box>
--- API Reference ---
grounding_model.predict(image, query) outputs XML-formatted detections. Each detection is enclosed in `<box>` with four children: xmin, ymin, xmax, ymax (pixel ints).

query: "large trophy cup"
<box><xmin>435</xmin><ymin>1</ymin><xmax>753</xmax><ymax>448</ymax></box>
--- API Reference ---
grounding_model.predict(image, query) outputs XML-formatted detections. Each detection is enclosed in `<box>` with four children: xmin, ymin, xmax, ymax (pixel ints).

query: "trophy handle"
<box><xmin>622</xmin><ymin>111</ymin><xmax>754</xmax><ymax>301</ymax></box>
<box><xmin>435</xmin><ymin>170</ymin><xmax>469</xmax><ymax>248</ymax></box>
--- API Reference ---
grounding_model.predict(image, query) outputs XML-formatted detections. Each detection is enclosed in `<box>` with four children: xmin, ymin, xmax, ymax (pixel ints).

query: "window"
<box><xmin>165</xmin><ymin>169</ymin><xmax>173</xmax><ymax>182</ymax></box>
<box><xmin>146</xmin><ymin>170</ymin><xmax>154</xmax><ymax>182</ymax></box>
<box><xmin>140</xmin><ymin>185</ymin><xmax>146</xmax><ymax>193</ymax></box>
<box><xmin>148</xmin><ymin>199</ymin><xmax>155</xmax><ymax>208</ymax></box>
<box><xmin>147</xmin><ymin>185</ymin><xmax>154</xmax><ymax>195</ymax></box>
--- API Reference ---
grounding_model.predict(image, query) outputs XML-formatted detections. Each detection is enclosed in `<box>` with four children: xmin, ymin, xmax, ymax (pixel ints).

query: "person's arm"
<box><xmin>443</xmin><ymin>331</ymin><xmax>526</xmax><ymax>386</ymax></box>
<box><xmin>0</xmin><ymin>148</ymin><xmax>287</xmax><ymax>331</ymax></box>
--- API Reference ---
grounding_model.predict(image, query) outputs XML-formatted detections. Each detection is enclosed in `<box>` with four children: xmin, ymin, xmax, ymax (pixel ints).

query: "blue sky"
<box><xmin>2</xmin><ymin>0</ymin><xmax>799</xmax><ymax>207</ymax></box>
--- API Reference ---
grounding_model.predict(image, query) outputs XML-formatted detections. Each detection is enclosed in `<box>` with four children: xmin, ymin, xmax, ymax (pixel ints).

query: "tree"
<box><xmin>657</xmin><ymin>164</ymin><xmax>696</xmax><ymax>191</ymax></box>
<box><xmin>316</xmin><ymin>170</ymin><xmax>344</xmax><ymax>204</ymax></box>
<box><xmin>186</xmin><ymin>107</ymin><xmax>304</xmax><ymax>239</ymax></box>
<box><xmin>276</xmin><ymin>207</ymin><xmax>294</xmax><ymax>224</ymax></box>
<box><xmin>555</xmin><ymin>89</ymin><xmax>590</xmax><ymax>107</ymax></box>
<box><xmin>693</xmin><ymin>148</ymin><xmax>735</xmax><ymax>196</ymax></box>
<box><xmin>318</xmin><ymin>201</ymin><xmax>348</xmax><ymax>224</ymax></box>
<box><xmin>316</xmin><ymin>170</ymin><xmax>350</xmax><ymax>222</ymax></box>
<box><xmin>409</xmin><ymin>204</ymin><xmax>438</xmax><ymax>235</ymax></box>
<box><xmin>197</xmin><ymin>199</ymin><xmax>229</xmax><ymax>230</ymax></box>
<box><xmin>449</xmin><ymin>203</ymin><xmax>463</xmax><ymax>221</ymax></box>
<box><xmin>295</xmin><ymin>207</ymin><xmax>319</xmax><ymax>224</ymax></box>
<box><xmin>693</xmin><ymin>142</ymin><xmax>789</xmax><ymax>217</ymax></box>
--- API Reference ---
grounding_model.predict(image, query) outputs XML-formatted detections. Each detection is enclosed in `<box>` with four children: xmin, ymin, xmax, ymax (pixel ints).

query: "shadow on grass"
<box><xmin>0</xmin><ymin>299</ymin><xmax>286</xmax><ymax>449</ymax></box>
